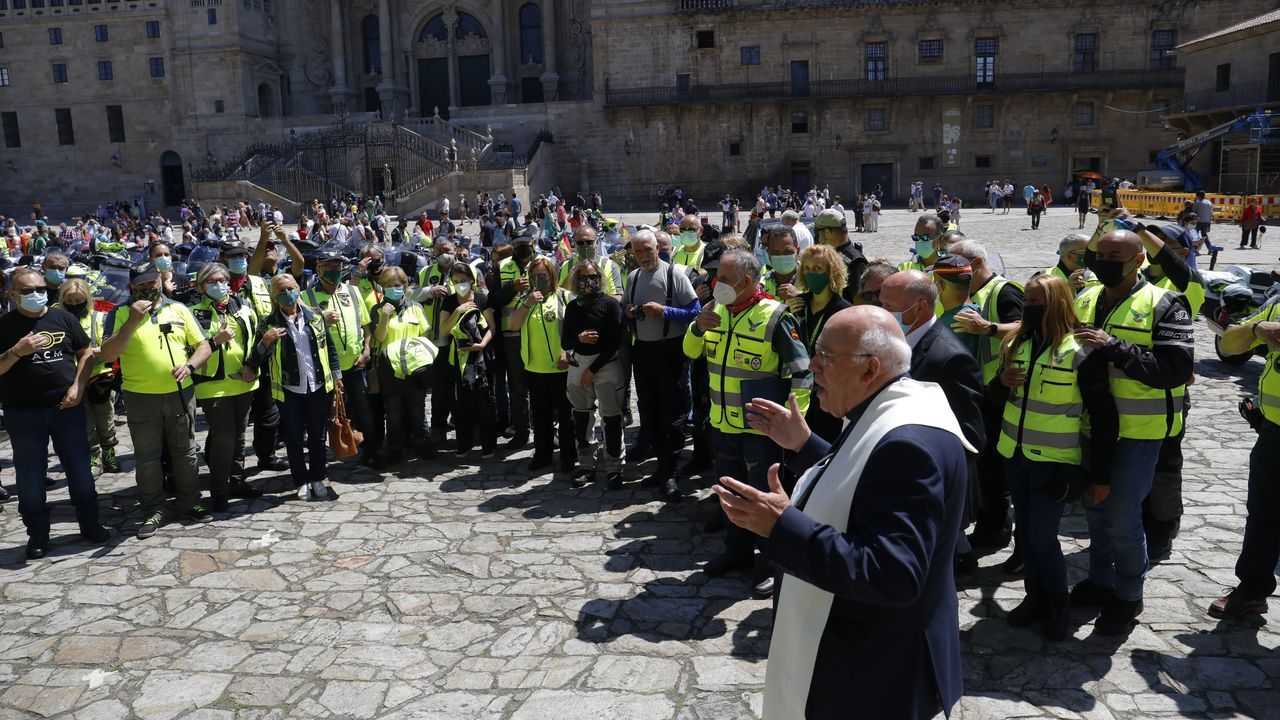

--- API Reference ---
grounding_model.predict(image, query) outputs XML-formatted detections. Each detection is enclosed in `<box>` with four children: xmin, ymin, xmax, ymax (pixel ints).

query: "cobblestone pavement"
<box><xmin>1</xmin><ymin>207</ymin><xmax>1277</xmax><ymax>719</ymax></box>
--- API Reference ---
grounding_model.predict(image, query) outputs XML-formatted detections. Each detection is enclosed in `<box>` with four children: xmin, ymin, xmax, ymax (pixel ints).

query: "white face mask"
<box><xmin>455</xmin><ymin>282</ymin><xmax>472</xmax><ymax>295</ymax></box>
<box><xmin>712</xmin><ymin>278</ymin><xmax>740</xmax><ymax>305</ymax></box>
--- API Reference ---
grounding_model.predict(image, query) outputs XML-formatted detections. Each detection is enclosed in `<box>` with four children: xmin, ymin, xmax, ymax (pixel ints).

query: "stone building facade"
<box><xmin>0</xmin><ymin>0</ymin><xmax>1274</xmax><ymax>218</ymax></box>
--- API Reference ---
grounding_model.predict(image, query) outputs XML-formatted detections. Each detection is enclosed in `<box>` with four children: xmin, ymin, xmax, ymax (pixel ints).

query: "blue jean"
<box><xmin>1085</xmin><ymin>438</ymin><xmax>1162</xmax><ymax>601</ymax></box>
<box><xmin>280</xmin><ymin>389</ymin><xmax>331</xmax><ymax>487</ymax></box>
<box><xmin>711</xmin><ymin>428</ymin><xmax>784</xmax><ymax>558</ymax></box>
<box><xmin>1006</xmin><ymin>454</ymin><xmax>1068</xmax><ymax>595</ymax></box>
<box><xmin>6</xmin><ymin>404</ymin><xmax>100</xmax><ymax>539</ymax></box>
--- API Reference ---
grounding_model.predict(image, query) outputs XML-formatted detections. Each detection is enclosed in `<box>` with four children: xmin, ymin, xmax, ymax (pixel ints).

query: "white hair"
<box><xmin>949</xmin><ymin>239</ymin><xmax>987</xmax><ymax>262</ymax></box>
<box><xmin>632</xmin><ymin>229</ymin><xmax>657</xmax><ymax>249</ymax></box>
<box><xmin>857</xmin><ymin>325</ymin><xmax>912</xmax><ymax>375</ymax></box>
<box><xmin>1058</xmin><ymin>233</ymin><xmax>1089</xmax><ymax>253</ymax></box>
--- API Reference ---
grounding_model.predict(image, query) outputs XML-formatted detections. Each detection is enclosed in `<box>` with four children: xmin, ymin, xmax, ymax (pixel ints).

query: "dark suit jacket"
<box><xmin>910</xmin><ymin>321</ymin><xmax>986</xmax><ymax>450</ymax></box>
<box><xmin>761</xmin><ymin>423</ymin><xmax>968</xmax><ymax>720</ymax></box>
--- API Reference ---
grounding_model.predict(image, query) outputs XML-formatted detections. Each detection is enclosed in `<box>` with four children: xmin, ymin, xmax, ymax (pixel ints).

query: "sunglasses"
<box><xmin>15</xmin><ymin>287</ymin><xmax>47</xmax><ymax>295</ymax></box>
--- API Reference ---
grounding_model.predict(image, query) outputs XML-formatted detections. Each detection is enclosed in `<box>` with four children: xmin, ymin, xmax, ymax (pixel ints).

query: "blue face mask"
<box><xmin>206</xmin><ymin>282</ymin><xmax>230</xmax><ymax>302</ymax></box>
<box><xmin>19</xmin><ymin>290</ymin><xmax>48</xmax><ymax>313</ymax></box>
<box><xmin>769</xmin><ymin>254</ymin><xmax>797</xmax><ymax>274</ymax></box>
<box><xmin>274</xmin><ymin>290</ymin><xmax>299</xmax><ymax>307</ymax></box>
<box><xmin>228</xmin><ymin>257</ymin><xmax>248</xmax><ymax>275</ymax></box>
<box><xmin>384</xmin><ymin>286</ymin><xmax>405</xmax><ymax>302</ymax></box>
<box><xmin>44</xmin><ymin>269</ymin><xmax>66</xmax><ymax>285</ymax></box>
<box><xmin>153</xmin><ymin>256</ymin><xmax>173</xmax><ymax>273</ymax></box>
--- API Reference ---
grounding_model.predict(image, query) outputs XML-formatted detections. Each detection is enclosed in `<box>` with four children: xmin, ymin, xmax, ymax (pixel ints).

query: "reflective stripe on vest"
<box><xmin>386</xmin><ymin>336</ymin><xmax>438</xmax><ymax>379</ymax></box>
<box><xmin>499</xmin><ymin>257</ymin><xmax>526</xmax><ymax>333</ymax></box>
<box><xmin>1155</xmin><ymin>274</ymin><xmax>1206</xmax><ymax>316</ymax></box>
<box><xmin>190</xmin><ymin>299</ymin><xmax>258</xmax><ymax>399</ymax></box>
<box><xmin>1075</xmin><ymin>282</ymin><xmax>1185</xmax><ymax>439</ymax></box>
<box><xmin>1256</xmin><ymin>303</ymin><xmax>1280</xmax><ymax>425</ymax></box>
<box><xmin>521</xmin><ymin>289</ymin><xmax>568</xmax><ymax>374</ymax></box>
<box><xmin>304</xmin><ymin>282</ymin><xmax>365</xmax><ymax>370</ymax></box>
<box><xmin>996</xmin><ymin>336</ymin><xmax>1088</xmax><ymax>465</ymax></box>
<box><xmin>973</xmin><ymin>275</ymin><xmax>1021</xmax><ymax>385</ymax></box>
<box><xmin>705</xmin><ymin>298</ymin><xmax>788</xmax><ymax>434</ymax></box>
<box><xmin>81</xmin><ymin>310</ymin><xmax>113</xmax><ymax>378</ymax></box>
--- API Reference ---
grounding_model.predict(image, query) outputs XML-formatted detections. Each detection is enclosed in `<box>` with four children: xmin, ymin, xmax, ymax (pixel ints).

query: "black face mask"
<box><xmin>63</xmin><ymin>301</ymin><xmax>88</xmax><ymax>317</ymax></box>
<box><xmin>576</xmin><ymin>276</ymin><xmax>600</xmax><ymax>298</ymax></box>
<box><xmin>1020</xmin><ymin>304</ymin><xmax>1045</xmax><ymax>334</ymax></box>
<box><xmin>135</xmin><ymin>288</ymin><xmax>162</xmax><ymax>303</ymax></box>
<box><xmin>533</xmin><ymin>274</ymin><xmax>551</xmax><ymax>291</ymax></box>
<box><xmin>367</xmin><ymin>260</ymin><xmax>384</xmax><ymax>275</ymax></box>
<box><xmin>1090</xmin><ymin>258</ymin><xmax>1131</xmax><ymax>288</ymax></box>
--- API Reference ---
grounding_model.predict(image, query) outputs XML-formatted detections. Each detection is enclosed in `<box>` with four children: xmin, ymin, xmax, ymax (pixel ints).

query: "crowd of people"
<box><xmin>0</xmin><ymin>183</ymin><xmax>1278</xmax><ymax>718</ymax></box>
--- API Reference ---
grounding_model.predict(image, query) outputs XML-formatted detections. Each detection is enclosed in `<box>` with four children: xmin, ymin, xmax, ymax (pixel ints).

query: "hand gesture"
<box><xmin>580</xmin><ymin>368</ymin><xmax>595</xmax><ymax>388</ymax></box>
<box><xmin>1068</xmin><ymin>268</ymin><xmax>1089</xmax><ymax>291</ymax></box>
<box><xmin>456</xmin><ymin>301</ymin><xmax>477</xmax><ymax>314</ymax></box>
<box><xmin>379</xmin><ymin>302</ymin><xmax>395</xmax><ymax>318</ymax></box>
<box><xmin>641</xmin><ymin>301</ymin><xmax>664</xmax><ymax>319</ymax></box>
<box><xmin>1000</xmin><ymin>366</ymin><xmax>1026</xmax><ymax>389</ymax></box>
<box><xmin>513</xmin><ymin>276</ymin><xmax>530</xmax><ymax>293</ymax></box>
<box><xmin>213</xmin><ymin>318</ymin><xmax>235</xmax><ymax>345</ymax></box>
<box><xmin>128</xmin><ymin>298</ymin><xmax>155</xmax><ymax>321</ymax></box>
<box><xmin>951</xmin><ymin>309</ymin><xmax>987</xmax><ymax>335</ymax></box>
<box><xmin>236</xmin><ymin>366</ymin><xmax>257</xmax><ymax>383</ymax></box>
<box><xmin>58</xmin><ymin>383</ymin><xmax>82</xmax><ymax>410</ymax></box>
<box><xmin>696</xmin><ymin>282</ymin><xmax>713</xmax><ymax>303</ymax></box>
<box><xmin>261</xmin><ymin>326</ymin><xmax>287</xmax><ymax>348</ymax></box>
<box><xmin>525</xmin><ymin>291</ymin><xmax>544</xmax><ymax>307</ymax></box>
<box><xmin>1073</xmin><ymin>325</ymin><xmax>1111</xmax><ymax>349</ymax></box>
<box><xmin>785</xmin><ymin>295</ymin><xmax>806</xmax><ymax>314</ymax></box>
<box><xmin>578</xmin><ymin>329</ymin><xmax>599</xmax><ymax>345</ymax></box>
<box><xmin>696</xmin><ymin>302</ymin><xmax>721</xmax><ymax>332</ymax></box>
<box><xmin>172</xmin><ymin>364</ymin><xmax>192</xmax><ymax>382</ymax></box>
<box><xmin>745</xmin><ymin>393</ymin><xmax>811</xmax><ymax>452</ymax></box>
<box><xmin>10</xmin><ymin>332</ymin><xmax>45</xmax><ymax>358</ymax></box>
<box><xmin>354</xmin><ymin>351</ymin><xmax>369</xmax><ymax>369</ymax></box>
<box><xmin>322</xmin><ymin>309</ymin><xmax>340</xmax><ymax>325</ymax></box>
<box><xmin>358</xmin><ymin>256</ymin><xmax>373</xmax><ymax>273</ymax></box>
<box><xmin>556</xmin><ymin>352</ymin><xmax>570</xmax><ymax>370</ymax></box>
<box><xmin>712</xmin><ymin>462</ymin><xmax>791</xmax><ymax>539</ymax></box>
<box><xmin>777</xmin><ymin>283</ymin><xmax>797</xmax><ymax>300</ymax></box>
<box><xmin>624</xmin><ymin>304</ymin><xmax>636</xmax><ymax>319</ymax></box>
<box><xmin>430</xmin><ymin>285</ymin><xmax>449</xmax><ymax>299</ymax></box>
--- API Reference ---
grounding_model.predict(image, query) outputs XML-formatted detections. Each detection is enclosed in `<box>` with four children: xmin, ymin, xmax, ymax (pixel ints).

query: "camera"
<box><xmin>1240</xmin><ymin>396</ymin><xmax>1264</xmax><ymax>432</ymax></box>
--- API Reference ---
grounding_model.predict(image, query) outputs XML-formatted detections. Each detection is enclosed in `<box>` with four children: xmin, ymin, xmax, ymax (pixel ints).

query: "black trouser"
<box><xmin>453</xmin><ymin>369</ymin><xmax>497</xmax><ymax>454</ymax></box>
<box><xmin>379</xmin><ymin>361</ymin><xmax>428</xmax><ymax>460</ymax></box>
<box><xmin>973</xmin><ymin>401</ymin><xmax>1011</xmax><ymax>536</ymax></box>
<box><xmin>1241</xmin><ymin>226</ymin><xmax>1261</xmax><ymax>248</ymax></box>
<box><xmin>343</xmin><ymin>365</ymin><xmax>373</xmax><ymax>456</ymax></box>
<box><xmin>430</xmin><ymin>348</ymin><xmax>455</xmax><ymax>437</ymax></box>
<box><xmin>251</xmin><ymin>368</ymin><xmax>280</xmax><ymax>464</ymax></box>
<box><xmin>198</xmin><ymin>391</ymin><xmax>253</xmax><ymax>498</ymax></box>
<box><xmin>502</xmin><ymin>334</ymin><xmax>530</xmax><ymax>436</ymax></box>
<box><xmin>689</xmin><ymin>356</ymin><xmax>711</xmax><ymax>462</ymax></box>
<box><xmin>633</xmin><ymin>338</ymin><xmax>687</xmax><ymax>478</ymax></box>
<box><xmin>280</xmin><ymin>388</ymin><xmax>330</xmax><ymax>487</ymax></box>
<box><xmin>527</xmin><ymin>370</ymin><xmax>574</xmax><ymax>466</ymax></box>
<box><xmin>1236</xmin><ymin>420</ymin><xmax>1280</xmax><ymax>598</ymax></box>
<box><xmin>1031</xmin><ymin>210</ymin><xmax>1043</xmax><ymax>229</ymax></box>
<box><xmin>491</xmin><ymin>333</ymin><xmax>511</xmax><ymax>431</ymax></box>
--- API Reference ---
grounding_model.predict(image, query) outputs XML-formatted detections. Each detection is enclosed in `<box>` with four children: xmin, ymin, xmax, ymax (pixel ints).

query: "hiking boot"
<box><xmin>137</xmin><ymin>513</ymin><xmax>163</xmax><ymax>539</ymax></box>
<box><xmin>1095</xmin><ymin>598</ymin><xmax>1143</xmax><ymax>636</ymax></box>
<box><xmin>102</xmin><ymin>448</ymin><xmax>122</xmax><ymax>473</ymax></box>
<box><xmin>229</xmin><ymin>481</ymin><xmax>262</xmax><ymax>499</ymax></box>
<box><xmin>1042</xmin><ymin>594</ymin><xmax>1072</xmax><ymax>641</ymax></box>
<box><xmin>1006</xmin><ymin>591</ymin><xmax>1043</xmax><ymax>627</ymax></box>
<box><xmin>1208</xmin><ymin>589</ymin><xmax>1269</xmax><ymax>620</ymax></box>
<box><xmin>1070</xmin><ymin>579</ymin><xmax>1114</xmax><ymax>608</ymax></box>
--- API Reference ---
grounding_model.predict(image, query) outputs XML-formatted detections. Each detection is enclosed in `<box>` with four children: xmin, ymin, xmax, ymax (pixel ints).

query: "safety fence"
<box><xmin>1090</xmin><ymin>190</ymin><xmax>1275</xmax><ymax>222</ymax></box>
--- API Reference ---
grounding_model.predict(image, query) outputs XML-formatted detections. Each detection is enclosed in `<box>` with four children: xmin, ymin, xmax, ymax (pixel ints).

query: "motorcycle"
<box><xmin>1200</xmin><ymin>264</ymin><xmax>1280</xmax><ymax>364</ymax></box>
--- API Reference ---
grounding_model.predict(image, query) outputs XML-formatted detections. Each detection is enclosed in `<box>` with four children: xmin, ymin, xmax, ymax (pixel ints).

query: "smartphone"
<box><xmin>1101</xmin><ymin>186</ymin><xmax>1118</xmax><ymax>211</ymax></box>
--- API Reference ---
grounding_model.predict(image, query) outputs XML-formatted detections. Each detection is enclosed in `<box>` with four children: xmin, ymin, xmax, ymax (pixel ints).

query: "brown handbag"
<box><xmin>328</xmin><ymin>384</ymin><xmax>363</xmax><ymax>458</ymax></box>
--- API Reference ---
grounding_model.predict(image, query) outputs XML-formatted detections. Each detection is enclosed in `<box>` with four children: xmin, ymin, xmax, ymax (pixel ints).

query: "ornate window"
<box><xmin>362</xmin><ymin>15</ymin><xmax>381</xmax><ymax>74</ymax></box>
<box><xmin>519</xmin><ymin>3</ymin><xmax>543</xmax><ymax>65</ymax></box>
<box><xmin>419</xmin><ymin>14</ymin><xmax>447</xmax><ymax>43</ymax></box>
<box><xmin>455</xmin><ymin>12</ymin><xmax>486</xmax><ymax>40</ymax></box>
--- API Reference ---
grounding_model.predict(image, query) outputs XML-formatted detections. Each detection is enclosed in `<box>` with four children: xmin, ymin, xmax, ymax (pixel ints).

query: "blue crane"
<box><xmin>1151</xmin><ymin>109</ymin><xmax>1275</xmax><ymax>191</ymax></box>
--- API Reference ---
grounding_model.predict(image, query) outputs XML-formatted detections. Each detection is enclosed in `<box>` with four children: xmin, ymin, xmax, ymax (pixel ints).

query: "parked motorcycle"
<box><xmin>1200</xmin><ymin>264</ymin><xmax>1280</xmax><ymax>364</ymax></box>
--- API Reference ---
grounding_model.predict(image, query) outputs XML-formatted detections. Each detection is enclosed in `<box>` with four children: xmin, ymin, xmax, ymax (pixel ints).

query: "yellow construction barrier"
<box><xmin>1091</xmin><ymin>190</ymin><xmax>1250</xmax><ymax>220</ymax></box>
<box><xmin>1247</xmin><ymin>195</ymin><xmax>1280</xmax><ymax>217</ymax></box>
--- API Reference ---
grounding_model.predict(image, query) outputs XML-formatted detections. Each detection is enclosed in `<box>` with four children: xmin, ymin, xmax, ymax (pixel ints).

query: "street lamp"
<box><xmin>835</xmin><ymin>133</ymin><xmax>843</xmax><ymax>149</ymax></box>
<box><xmin>110</xmin><ymin>152</ymin><xmax>122</xmax><ymax>167</ymax></box>
<box><xmin>1050</xmin><ymin>127</ymin><xmax>1060</xmax><ymax>144</ymax></box>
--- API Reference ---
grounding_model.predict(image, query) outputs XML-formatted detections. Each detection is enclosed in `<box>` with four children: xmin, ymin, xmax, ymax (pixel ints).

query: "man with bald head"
<box><xmin>1071</xmin><ymin>218</ymin><xmax>1194</xmax><ymax>635</ymax></box>
<box><xmin>724</xmin><ymin>305</ymin><xmax>969</xmax><ymax>720</ymax></box>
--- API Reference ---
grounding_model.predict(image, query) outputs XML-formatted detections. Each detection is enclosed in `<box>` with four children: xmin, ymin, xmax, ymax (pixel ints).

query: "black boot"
<box><xmin>1042</xmin><ymin>593</ymin><xmax>1071</xmax><ymax>641</ymax></box>
<box><xmin>1007</xmin><ymin>581</ymin><xmax>1044</xmax><ymax>627</ymax></box>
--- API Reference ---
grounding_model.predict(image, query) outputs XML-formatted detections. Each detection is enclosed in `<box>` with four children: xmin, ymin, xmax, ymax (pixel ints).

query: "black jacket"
<box><xmin>909</xmin><ymin>321</ymin><xmax>986</xmax><ymax>451</ymax></box>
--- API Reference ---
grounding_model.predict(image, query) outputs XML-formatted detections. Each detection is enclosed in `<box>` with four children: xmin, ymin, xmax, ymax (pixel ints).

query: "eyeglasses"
<box><xmin>15</xmin><ymin>287</ymin><xmax>47</xmax><ymax>295</ymax></box>
<box><xmin>859</xmin><ymin>289</ymin><xmax>881</xmax><ymax>302</ymax></box>
<box><xmin>812</xmin><ymin>348</ymin><xmax>874</xmax><ymax>364</ymax></box>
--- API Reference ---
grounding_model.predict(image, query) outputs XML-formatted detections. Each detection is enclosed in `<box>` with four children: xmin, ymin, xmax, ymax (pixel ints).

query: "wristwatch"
<box><xmin>986</xmin><ymin>322</ymin><xmax>998</xmax><ymax>336</ymax></box>
<box><xmin>184</xmin><ymin>363</ymin><xmax>196</xmax><ymax>375</ymax></box>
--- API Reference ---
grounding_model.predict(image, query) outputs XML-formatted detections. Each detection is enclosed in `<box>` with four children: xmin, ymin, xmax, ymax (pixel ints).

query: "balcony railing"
<box><xmin>1183</xmin><ymin>81</ymin><xmax>1280</xmax><ymax>114</ymax></box>
<box><xmin>677</xmin><ymin>0</ymin><xmax>977</xmax><ymax>12</ymax></box>
<box><xmin>604</xmin><ymin>68</ymin><xmax>1184</xmax><ymax>107</ymax></box>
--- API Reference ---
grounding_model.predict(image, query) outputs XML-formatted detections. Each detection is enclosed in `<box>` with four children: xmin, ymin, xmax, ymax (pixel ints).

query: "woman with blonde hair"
<box><xmin>57</xmin><ymin>279</ymin><xmax>121</xmax><ymax>474</ymax></box>
<box><xmin>991</xmin><ymin>274</ymin><xmax>1115</xmax><ymax>640</ymax></box>
<box><xmin>793</xmin><ymin>245</ymin><xmax>851</xmax><ymax>442</ymax></box>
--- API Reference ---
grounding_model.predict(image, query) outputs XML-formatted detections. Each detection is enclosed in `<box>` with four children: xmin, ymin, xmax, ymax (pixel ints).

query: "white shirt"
<box><xmin>905</xmin><ymin>314</ymin><xmax>937</xmax><ymax>348</ymax></box>
<box><xmin>790</xmin><ymin>221</ymin><xmax>814</xmax><ymax>249</ymax></box>
<box><xmin>441</xmin><ymin>198</ymin><xmax>451</xmax><ymax>212</ymax></box>
<box><xmin>281</xmin><ymin>311</ymin><xmax>319</xmax><ymax>394</ymax></box>
<box><xmin>272</xmin><ymin>210</ymin><xmax>284</xmax><ymax>225</ymax></box>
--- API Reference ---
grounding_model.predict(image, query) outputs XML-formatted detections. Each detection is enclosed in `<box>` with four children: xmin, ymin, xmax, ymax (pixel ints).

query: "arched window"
<box><xmin>419</xmin><ymin>13</ymin><xmax>447</xmax><ymax>43</ymax></box>
<box><xmin>362</xmin><ymin>15</ymin><xmax>381</xmax><ymax>74</ymax></box>
<box><xmin>455</xmin><ymin>11</ymin><xmax>487</xmax><ymax>40</ymax></box>
<box><xmin>519</xmin><ymin>3</ymin><xmax>543</xmax><ymax>65</ymax></box>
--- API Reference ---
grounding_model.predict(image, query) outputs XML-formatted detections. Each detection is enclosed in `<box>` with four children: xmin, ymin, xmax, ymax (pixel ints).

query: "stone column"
<box><xmin>376</xmin><ymin>0</ymin><xmax>397</xmax><ymax>118</ymax></box>
<box><xmin>445</xmin><ymin>7</ymin><xmax>460</xmax><ymax>109</ymax></box>
<box><xmin>487</xmin><ymin>1</ymin><xmax>509</xmax><ymax>105</ymax></box>
<box><xmin>539</xmin><ymin>0</ymin><xmax>559</xmax><ymax>101</ymax></box>
<box><xmin>328</xmin><ymin>0</ymin><xmax>351</xmax><ymax>113</ymax></box>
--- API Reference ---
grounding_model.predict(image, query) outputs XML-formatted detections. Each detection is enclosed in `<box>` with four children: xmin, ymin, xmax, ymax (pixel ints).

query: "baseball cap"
<box><xmin>932</xmin><ymin>255</ymin><xmax>973</xmax><ymax>283</ymax></box>
<box><xmin>129</xmin><ymin>260</ymin><xmax>161</xmax><ymax>285</ymax></box>
<box><xmin>220</xmin><ymin>239</ymin><xmax>249</xmax><ymax>256</ymax></box>
<box><xmin>815</xmin><ymin>208</ymin><xmax>847</xmax><ymax>229</ymax></box>
<box><xmin>701</xmin><ymin>238</ymin><xmax>727</xmax><ymax>270</ymax></box>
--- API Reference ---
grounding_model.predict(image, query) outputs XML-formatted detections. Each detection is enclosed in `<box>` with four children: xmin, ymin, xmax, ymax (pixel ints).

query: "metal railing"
<box><xmin>605</xmin><ymin>68</ymin><xmax>1184</xmax><ymax>106</ymax></box>
<box><xmin>677</xmin><ymin>0</ymin><xmax>999</xmax><ymax>11</ymax></box>
<box><xmin>1184</xmin><ymin>81</ymin><xmax>1279</xmax><ymax>114</ymax></box>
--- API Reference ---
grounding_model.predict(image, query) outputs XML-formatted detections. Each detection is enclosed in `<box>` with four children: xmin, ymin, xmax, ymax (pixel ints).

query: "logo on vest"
<box><xmin>1129</xmin><ymin>309</ymin><xmax>1149</xmax><ymax>324</ymax></box>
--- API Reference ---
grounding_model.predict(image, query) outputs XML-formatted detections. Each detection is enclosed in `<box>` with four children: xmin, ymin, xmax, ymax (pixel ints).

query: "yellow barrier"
<box><xmin>1090</xmin><ymin>189</ymin><xmax>1252</xmax><ymax>220</ymax></box>
<box><xmin>1247</xmin><ymin>195</ymin><xmax>1280</xmax><ymax>218</ymax></box>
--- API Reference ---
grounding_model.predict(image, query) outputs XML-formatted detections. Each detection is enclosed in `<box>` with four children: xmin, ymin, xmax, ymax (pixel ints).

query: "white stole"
<box><xmin>764</xmin><ymin>378</ymin><xmax>973</xmax><ymax>719</ymax></box>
